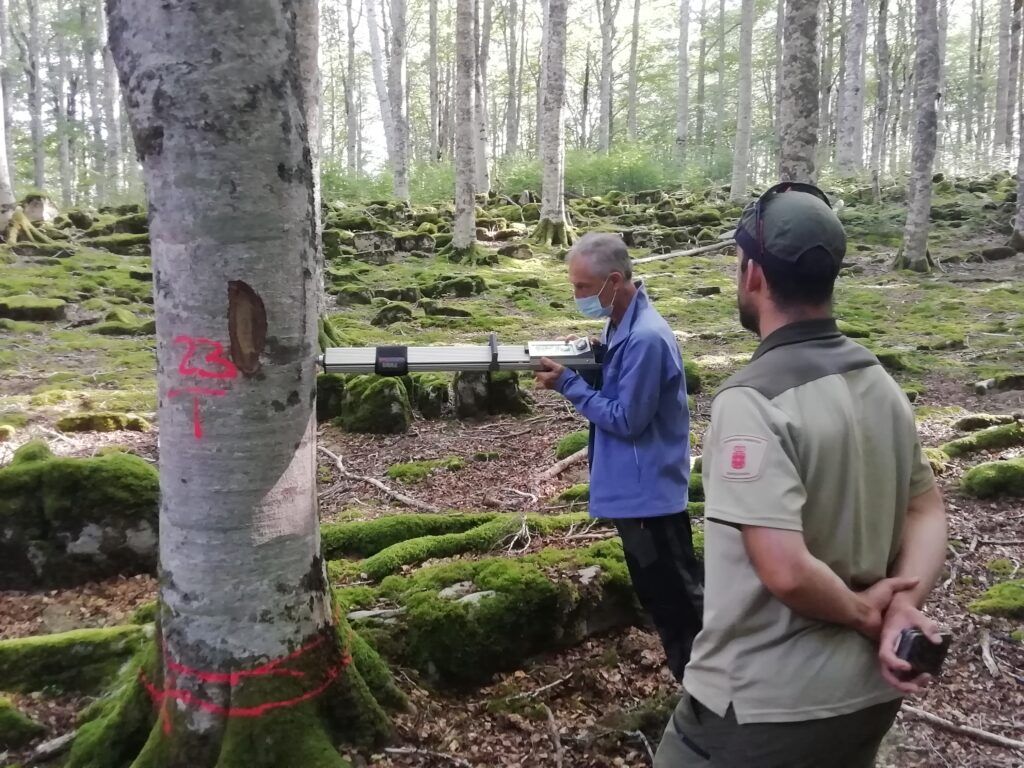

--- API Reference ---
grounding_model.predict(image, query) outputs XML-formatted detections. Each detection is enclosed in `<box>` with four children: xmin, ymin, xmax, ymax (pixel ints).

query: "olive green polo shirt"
<box><xmin>683</xmin><ymin>318</ymin><xmax>935</xmax><ymax>724</ymax></box>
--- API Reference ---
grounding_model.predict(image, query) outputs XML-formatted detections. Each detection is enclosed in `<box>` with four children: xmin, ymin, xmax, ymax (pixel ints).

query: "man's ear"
<box><xmin>742</xmin><ymin>259</ymin><xmax>765</xmax><ymax>295</ymax></box>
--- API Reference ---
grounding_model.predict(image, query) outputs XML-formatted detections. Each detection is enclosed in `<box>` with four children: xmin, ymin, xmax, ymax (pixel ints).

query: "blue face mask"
<box><xmin>575</xmin><ymin>277</ymin><xmax>614</xmax><ymax>319</ymax></box>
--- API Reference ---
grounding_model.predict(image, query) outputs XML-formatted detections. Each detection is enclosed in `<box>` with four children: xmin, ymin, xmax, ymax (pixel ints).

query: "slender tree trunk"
<box><xmin>967</xmin><ymin>0</ymin><xmax>977</xmax><ymax>151</ymax></box>
<box><xmin>996</xmin><ymin>0</ymin><xmax>1012</xmax><ymax>153</ymax></box>
<box><xmin>474</xmin><ymin>0</ymin><xmax>492</xmax><ymax>192</ymax></box>
<box><xmin>976</xmin><ymin>1</ymin><xmax>987</xmax><ymax>158</ymax></box>
<box><xmin>836</xmin><ymin>0</ymin><xmax>866</xmax><ymax>174</ymax></box>
<box><xmin>774</xmin><ymin>0</ymin><xmax>785</xmax><ymax>161</ymax></box>
<box><xmin>27</xmin><ymin>0</ymin><xmax>45</xmax><ymax>191</ymax></box>
<box><xmin>455</xmin><ymin>0</ymin><xmax>477</xmax><ymax>252</ymax></box>
<box><xmin>779</xmin><ymin>0</ymin><xmax>821</xmax><ymax>182</ymax></box>
<box><xmin>388</xmin><ymin>0</ymin><xmax>410</xmax><ymax>200</ymax></box>
<box><xmin>677</xmin><ymin>0</ymin><xmax>691</xmax><ymax>160</ymax></box>
<box><xmin>428</xmin><ymin>0</ymin><xmax>440</xmax><ymax>162</ymax></box>
<box><xmin>346</xmin><ymin>0</ymin><xmax>359</xmax><ymax>172</ymax></box>
<box><xmin>55</xmin><ymin>0</ymin><xmax>74</xmax><ymax>208</ymax></box>
<box><xmin>713</xmin><ymin>0</ymin><xmax>726</xmax><ymax>156</ymax></box>
<box><xmin>896</xmin><ymin>0</ymin><xmax>939</xmax><ymax>272</ymax></box>
<box><xmin>597</xmin><ymin>0</ymin><xmax>620</xmax><ymax>153</ymax></box>
<box><xmin>100</xmin><ymin>2</ymin><xmax>122</xmax><ymax>198</ymax></box>
<box><xmin>1007</xmin><ymin>0</ymin><xmax>1020</xmax><ymax>154</ymax></box>
<box><xmin>504</xmin><ymin>0</ymin><xmax>520</xmax><ymax>155</ymax></box>
<box><xmin>580</xmin><ymin>49</ymin><xmax>591</xmax><ymax>148</ymax></box>
<box><xmin>532</xmin><ymin>0</ymin><xmax>573</xmax><ymax>246</ymax></box>
<box><xmin>696</xmin><ymin>0</ymin><xmax>708</xmax><ymax>148</ymax></box>
<box><xmin>0</xmin><ymin>27</ymin><xmax>13</xmax><ymax>234</ymax></box>
<box><xmin>818</xmin><ymin>0</ymin><xmax>834</xmax><ymax>157</ymax></box>
<box><xmin>536</xmin><ymin>0</ymin><xmax>549</xmax><ymax>155</ymax></box>
<box><xmin>83</xmin><ymin>0</ymin><xmax>396</xmax><ymax>762</ymax></box>
<box><xmin>365</xmin><ymin>0</ymin><xmax>398</xmax><ymax>182</ymax></box>
<box><xmin>730</xmin><ymin>0</ymin><xmax>756</xmax><ymax>200</ymax></box>
<box><xmin>0</xmin><ymin>0</ymin><xmax>14</xmax><ymax>189</ymax></box>
<box><xmin>1013</xmin><ymin>18</ymin><xmax>1024</xmax><ymax>247</ymax></box>
<box><xmin>516</xmin><ymin>0</ymin><xmax>527</xmax><ymax>148</ymax></box>
<box><xmin>626</xmin><ymin>0</ymin><xmax>641</xmax><ymax>141</ymax></box>
<box><xmin>870</xmin><ymin>0</ymin><xmax>890</xmax><ymax>192</ymax></box>
<box><xmin>936</xmin><ymin>0</ymin><xmax>948</xmax><ymax>162</ymax></box>
<box><xmin>81</xmin><ymin>0</ymin><xmax>106</xmax><ymax>203</ymax></box>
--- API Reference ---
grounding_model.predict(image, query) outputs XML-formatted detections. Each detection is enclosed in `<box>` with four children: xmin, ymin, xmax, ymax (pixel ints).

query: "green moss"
<box><xmin>872</xmin><ymin>348</ymin><xmax>910</xmax><ymax>372</ymax></box>
<box><xmin>0</xmin><ymin>294</ymin><xmax>66</xmax><ymax>321</ymax></box>
<box><xmin>385</xmin><ymin>456</ymin><xmax>465</xmax><ymax>483</ymax></box>
<box><xmin>0</xmin><ymin>425</ymin><xmax>14</xmax><ymax>442</ymax></box>
<box><xmin>56</xmin><ymin>411</ymin><xmax>151</xmax><ymax>433</ymax></box>
<box><xmin>986</xmin><ymin>559</ymin><xmax>1015</xmax><ymax>577</ymax></box>
<box><xmin>371</xmin><ymin>302</ymin><xmax>414</xmax><ymax>327</ymax></box>
<box><xmin>954</xmin><ymin>414</ymin><xmax>1019</xmax><ymax>431</ymax></box>
<box><xmin>837</xmin><ymin>320</ymin><xmax>873</xmax><ymax>338</ymax></box>
<box><xmin>316</xmin><ymin>373</ymin><xmax>347</xmax><ymax>422</ymax></box>
<box><xmin>407</xmin><ymin>372</ymin><xmax>450</xmax><ymax>418</ymax></box>
<box><xmin>961</xmin><ymin>457</ymin><xmax>1024</xmax><ymax>498</ymax></box>
<box><xmin>924</xmin><ymin>447</ymin><xmax>951</xmax><ymax>475</ymax></box>
<box><xmin>0</xmin><ymin>696</ymin><xmax>45</xmax><ymax>748</ymax></box>
<box><xmin>89</xmin><ymin>320</ymin><xmax>154</xmax><ymax>336</ymax></box>
<box><xmin>336</xmin><ymin>376</ymin><xmax>412</xmax><ymax>434</ymax></box>
<box><xmin>684</xmin><ymin>359</ymin><xmax>703</xmax><ymax>394</ymax></box>
<box><xmin>81</xmin><ymin>233</ymin><xmax>150</xmax><ymax>254</ymax></box>
<box><xmin>558</xmin><ymin>483</ymin><xmax>590</xmax><ymax>503</ymax></box>
<box><xmin>322</xmin><ymin>513</ymin><xmax>500</xmax><ymax>559</ymax></box>
<box><xmin>555</xmin><ymin>430</ymin><xmax>589</xmax><ymax>459</ymax></box>
<box><xmin>969</xmin><ymin>580</ymin><xmax>1024</xmax><ymax>619</ymax></box>
<box><xmin>0</xmin><ymin>625</ymin><xmax>148</xmax><ymax>694</ymax></box>
<box><xmin>85</xmin><ymin>212</ymin><xmax>148</xmax><ymax>237</ymax></box>
<box><xmin>939</xmin><ymin>421</ymin><xmax>1024</xmax><ymax>458</ymax></box>
<box><xmin>11</xmin><ymin>439</ymin><xmax>53</xmax><ymax>464</ymax></box>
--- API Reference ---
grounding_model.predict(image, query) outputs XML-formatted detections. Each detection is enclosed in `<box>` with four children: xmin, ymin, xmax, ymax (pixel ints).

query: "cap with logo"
<box><xmin>733</xmin><ymin>182</ymin><xmax>847</xmax><ymax>278</ymax></box>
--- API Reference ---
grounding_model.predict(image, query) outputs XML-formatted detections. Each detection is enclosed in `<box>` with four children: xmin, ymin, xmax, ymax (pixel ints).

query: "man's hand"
<box><xmin>878</xmin><ymin>593</ymin><xmax>942</xmax><ymax>694</ymax></box>
<box><xmin>534</xmin><ymin>357</ymin><xmax>566</xmax><ymax>390</ymax></box>
<box><xmin>854</xmin><ymin>576</ymin><xmax>919</xmax><ymax>641</ymax></box>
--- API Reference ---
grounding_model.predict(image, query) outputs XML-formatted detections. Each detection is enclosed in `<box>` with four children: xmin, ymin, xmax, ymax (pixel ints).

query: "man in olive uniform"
<box><xmin>654</xmin><ymin>183</ymin><xmax>948</xmax><ymax>768</ymax></box>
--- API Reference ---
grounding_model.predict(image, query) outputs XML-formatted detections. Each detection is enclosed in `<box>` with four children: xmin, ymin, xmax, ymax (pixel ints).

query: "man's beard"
<box><xmin>738</xmin><ymin>296</ymin><xmax>760</xmax><ymax>335</ymax></box>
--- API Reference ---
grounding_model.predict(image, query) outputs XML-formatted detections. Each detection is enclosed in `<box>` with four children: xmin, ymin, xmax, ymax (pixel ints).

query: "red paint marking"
<box><xmin>168</xmin><ymin>387</ymin><xmax>228</xmax><ymax>441</ymax></box>
<box><xmin>173</xmin><ymin>336</ymin><xmax>239</xmax><ymax>380</ymax></box>
<box><xmin>140</xmin><ymin>653</ymin><xmax>351</xmax><ymax>720</ymax></box>
<box><xmin>731</xmin><ymin>445</ymin><xmax>747</xmax><ymax>470</ymax></box>
<box><xmin>164</xmin><ymin>636</ymin><xmax>326</xmax><ymax>686</ymax></box>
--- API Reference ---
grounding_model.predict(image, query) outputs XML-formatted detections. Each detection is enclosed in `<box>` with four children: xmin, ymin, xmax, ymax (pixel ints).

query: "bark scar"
<box><xmin>228</xmin><ymin>281</ymin><xmax>267</xmax><ymax>376</ymax></box>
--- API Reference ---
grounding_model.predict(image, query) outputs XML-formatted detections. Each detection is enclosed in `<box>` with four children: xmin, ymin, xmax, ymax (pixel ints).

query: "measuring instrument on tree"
<box><xmin>319</xmin><ymin>333</ymin><xmax>602</xmax><ymax>376</ymax></box>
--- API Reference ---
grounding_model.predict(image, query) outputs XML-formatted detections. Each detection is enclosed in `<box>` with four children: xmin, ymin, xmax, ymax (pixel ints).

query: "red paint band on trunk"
<box><xmin>163</xmin><ymin>636</ymin><xmax>327</xmax><ymax>685</ymax></box>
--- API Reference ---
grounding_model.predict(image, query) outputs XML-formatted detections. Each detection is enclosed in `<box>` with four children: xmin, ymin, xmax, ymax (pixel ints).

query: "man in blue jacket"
<box><xmin>536</xmin><ymin>232</ymin><xmax>704</xmax><ymax>679</ymax></box>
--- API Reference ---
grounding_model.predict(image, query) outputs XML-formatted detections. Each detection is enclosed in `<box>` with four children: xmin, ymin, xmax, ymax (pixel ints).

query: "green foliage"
<box><xmin>385</xmin><ymin>456</ymin><xmax>466</xmax><ymax>483</ymax></box>
<box><xmin>555</xmin><ymin>430</ymin><xmax>589</xmax><ymax>459</ymax></box>
<box><xmin>558</xmin><ymin>483</ymin><xmax>590</xmax><ymax>503</ymax></box>
<box><xmin>969</xmin><ymin>580</ymin><xmax>1024</xmax><ymax>619</ymax></box>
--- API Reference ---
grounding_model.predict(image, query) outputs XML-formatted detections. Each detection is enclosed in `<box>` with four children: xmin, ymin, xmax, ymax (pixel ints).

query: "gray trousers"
<box><xmin>654</xmin><ymin>693</ymin><xmax>902</xmax><ymax>768</ymax></box>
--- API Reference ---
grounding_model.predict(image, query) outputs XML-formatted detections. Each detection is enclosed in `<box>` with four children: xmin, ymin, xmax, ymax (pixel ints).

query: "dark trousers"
<box><xmin>654</xmin><ymin>693</ymin><xmax>902</xmax><ymax>768</ymax></box>
<box><xmin>614</xmin><ymin>513</ymin><xmax>704</xmax><ymax>680</ymax></box>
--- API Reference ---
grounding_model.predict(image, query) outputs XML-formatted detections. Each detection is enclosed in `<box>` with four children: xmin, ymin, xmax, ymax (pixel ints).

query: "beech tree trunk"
<box><xmin>55</xmin><ymin>0</ymin><xmax>74</xmax><ymax>208</ymax></box>
<box><xmin>77</xmin><ymin>1</ymin><xmax>397</xmax><ymax>764</ymax></box>
<box><xmin>0</xmin><ymin>0</ymin><xmax>14</xmax><ymax>189</ymax></box>
<box><xmin>429</xmin><ymin>0</ymin><xmax>441</xmax><ymax>161</ymax></box>
<box><xmin>896</xmin><ymin>0</ymin><xmax>939</xmax><ymax>273</ymax></box>
<box><xmin>504</xmin><ymin>0</ymin><xmax>520</xmax><ymax>155</ymax></box>
<box><xmin>677</xmin><ymin>0</ymin><xmax>690</xmax><ymax>160</ymax></box>
<box><xmin>626</xmin><ymin>0</ymin><xmax>641</xmax><ymax>141</ymax></box>
<box><xmin>455</xmin><ymin>0</ymin><xmax>477</xmax><ymax>252</ymax></box>
<box><xmin>696</xmin><ymin>0</ymin><xmax>707</xmax><ymax>147</ymax></box>
<box><xmin>365</xmin><ymin>0</ymin><xmax>398</xmax><ymax>186</ymax></box>
<box><xmin>996</xmin><ymin>0</ymin><xmax>1012</xmax><ymax>153</ymax></box>
<box><xmin>774</xmin><ymin>0</ymin><xmax>784</xmax><ymax>160</ymax></box>
<box><xmin>713</xmin><ymin>0</ymin><xmax>726</xmax><ymax>155</ymax></box>
<box><xmin>836</xmin><ymin>0</ymin><xmax>866</xmax><ymax>174</ymax></box>
<box><xmin>388</xmin><ymin>0</ymin><xmax>410</xmax><ymax>200</ymax></box>
<box><xmin>779</xmin><ymin>0</ymin><xmax>821</xmax><ymax>182</ymax></box>
<box><xmin>730</xmin><ymin>0</ymin><xmax>755</xmax><ymax>200</ymax></box>
<box><xmin>532</xmin><ymin>0</ymin><xmax>573</xmax><ymax>246</ymax></box>
<box><xmin>0</xmin><ymin>24</ymin><xmax>12</xmax><ymax>235</ymax></box>
<box><xmin>81</xmin><ymin>0</ymin><xmax>106</xmax><ymax>203</ymax></box>
<box><xmin>1007</xmin><ymin>0</ymin><xmax>1020</xmax><ymax>154</ymax></box>
<box><xmin>1014</xmin><ymin>22</ymin><xmax>1024</xmax><ymax>247</ymax></box>
<box><xmin>27</xmin><ymin>0</ymin><xmax>45</xmax><ymax>191</ymax></box>
<box><xmin>346</xmin><ymin>0</ymin><xmax>359</xmax><ymax>172</ymax></box>
<box><xmin>100</xmin><ymin>1</ymin><xmax>122</xmax><ymax>197</ymax></box>
<box><xmin>474</xmin><ymin>0</ymin><xmax>492</xmax><ymax>193</ymax></box>
<box><xmin>870</xmin><ymin>0</ymin><xmax>890</xmax><ymax>190</ymax></box>
<box><xmin>596</xmin><ymin>0</ymin><xmax>620</xmax><ymax>153</ymax></box>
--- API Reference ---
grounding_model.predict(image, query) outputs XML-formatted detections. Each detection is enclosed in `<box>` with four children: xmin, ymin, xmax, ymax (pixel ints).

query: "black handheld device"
<box><xmin>895</xmin><ymin>628</ymin><xmax>951</xmax><ymax>679</ymax></box>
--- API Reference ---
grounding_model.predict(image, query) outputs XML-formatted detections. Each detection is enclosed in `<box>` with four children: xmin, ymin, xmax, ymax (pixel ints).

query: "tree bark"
<box><xmin>388</xmin><ymin>0</ymin><xmax>410</xmax><ymax>200</ymax></box>
<box><xmin>428</xmin><ymin>0</ymin><xmax>440</xmax><ymax>162</ymax></box>
<box><xmin>0</xmin><ymin>16</ymin><xmax>12</xmax><ymax>235</ymax></box>
<box><xmin>779</xmin><ymin>0</ymin><xmax>821</xmax><ymax>182</ymax></box>
<box><xmin>84</xmin><ymin>0</ymin><xmax>396</xmax><ymax>762</ymax></box>
<box><xmin>81</xmin><ymin>0</ymin><xmax>106</xmax><ymax>203</ymax></box>
<box><xmin>532</xmin><ymin>0</ymin><xmax>573</xmax><ymax>246</ymax></box>
<box><xmin>504</xmin><ymin>0</ymin><xmax>520</xmax><ymax>155</ymax></box>
<box><xmin>346</xmin><ymin>0</ymin><xmax>360</xmax><ymax>172</ymax></box>
<box><xmin>870</xmin><ymin>0</ymin><xmax>890</xmax><ymax>191</ymax></box>
<box><xmin>677</xmin><ymin>0</ymin><xmax>691</xmax><ymax>161</ymax></box>
<box><xmin>1014</xmin><ymin>15</ymin><xmax>1024</xmax><ymax>246</ymax></box>
<box><xmin>455</xmin><ymin>0</ymin><xmax>477</xmax><ymax>253</ymax></box>
<box><xmin>626</xmin><ymin>0</ymin><xmax>641</xmax><ymax>141</ymax></box>
<box><xmin>996</xmin><ymin>0</ymin><xmax>1013</xmax><ymax>154</ymax></box>
<box><xmin>836</xmin><ymin>0</ymin><xmax>866</xmax><ymax>174</ymax></box>
<box><xmin>1007</xmin><ymin>0</ymin><xmax>1020</xmax><ymax>154</ymax></box>
<box><xmin>474</xmin><ymin>0</ymin><xmax>493</xmax><ymax>193</ymax></box>
<box><xmin>936</xmin><ymin>0</ymin><xmax>949</xmax><ymax>161</ymax></box>
<box><xmin>713</xmin><ymin>0</ymin><xmax>726</xmax><ymax>156</ymax></box>
<box><xmin>816</xmin><ymin>0</ymin><xmax>832</xmax><ymax>156</ymax></box>
<box><xmin>365</xmin><ymin>0</ymin><xmax>398</xmax><ymax>185</ymax></box>
<box><xmin>27</xmin><ymin>0</ymin><xmax>45</xmax><ymax>191</ymax></box>
<box><xmin>730</xmin><ymin>0</ymin><xmax>755</xmax><ymax>200</ymax></box>
<box><xmin>774</xmin><ymin>0</ymin><xmax>784</xmax><ymax>163</ymax></box>
<box><xmin>976</xmin><ymin>0</ymin><xmax>987</xmax><ymax>158</ymax></box>
<box><xmin>596</xmin><ymin>0</ymin><xmax>620</xmax><ymax>153</ymax></box>
<box><xmin>55</xmin><ymin>0</ymin><xmax>74</xmax><ymax>208</ymax></box>
<box><xmin>100</xmin><ymin>2</ymin><xmax>122</xmax><ymax>198</ymax></box>
<box><xmin>696</xmin><ymin>0</ymin><xmax>707</xmax><ymax>148</ymax></box>
<box><xmin>896</xmin><ymin>0</ymin><xmax>939</xmax><ymax>273</ymax></box>
<box><xmin>0</xmin><ymin>0</ymin><xmax>14</xmax><ymax>189</ymax></box>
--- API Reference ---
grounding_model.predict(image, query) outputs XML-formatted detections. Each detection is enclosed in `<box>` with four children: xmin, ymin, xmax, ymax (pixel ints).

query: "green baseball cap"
<box><xmin>734</xmin><ymin>183</ymin><xmax>847</xmax><ymax>277</ymax></box>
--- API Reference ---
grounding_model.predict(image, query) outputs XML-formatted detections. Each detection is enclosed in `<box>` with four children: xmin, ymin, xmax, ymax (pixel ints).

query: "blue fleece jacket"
<box><xmin>555</xmin><ymin>284</ymin><xmax>691</xmax><ymax>519</ymax></box>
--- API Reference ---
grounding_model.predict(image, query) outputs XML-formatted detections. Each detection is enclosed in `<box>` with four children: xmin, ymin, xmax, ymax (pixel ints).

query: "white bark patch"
<box><xmin>252</xmin><ymin>419</ymin><xmax>317</xmax><ymax>546</ymax></box>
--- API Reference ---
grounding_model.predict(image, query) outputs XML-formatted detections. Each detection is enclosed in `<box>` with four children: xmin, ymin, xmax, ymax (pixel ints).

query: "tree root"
<box><xmin>892</xmin><ymin>245</ymin><xmax>936</xmax><ymax>273</ymax></box>
<box><xmin>531</xmin><ymin>217</ymin><xmax>576</xmax><ymax>248</ymax></box>
<box><xmin>3</xmin><ymin>207</ymin><xmax>56</xmax><ymax>246</ymax></box>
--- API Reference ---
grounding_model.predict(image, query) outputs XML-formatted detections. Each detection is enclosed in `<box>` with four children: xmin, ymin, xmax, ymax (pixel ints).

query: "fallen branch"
<box><xmin>980</xmin><ymin>628</ymin><xmax>1003</xmax><ymax>678</ymax></box>
<box><xmin>633</xmin><ymin>238</ymin><xmax>735</xmax><ymax>265</ymax></box>
<box><xmin>625</xmin><ymin>729</ymin><xmax>656</xmax><ymax>765</ymax></box>
<box><xmin>384</xmin><ymin>747</ymin><xmax>473</xmax><ymax>768</ymax></box>
<box><xmin>902</xmin><ymin>705</ymin><xmax>1024</xmax><ymax>751</ymax></box>
<box><xmin>507</xmin><ymin>672</ymin><xmax>574</xmax><ymax>702</ymax></box>
<box><xmin>541</xmin><ymin>704</ymin><xmax>564</xmax><ymax>768</ymax></box>
<box><xmin>978</xmin><ymin>539</ymin><xmax>1024</xmax><ymax>546</ymax></box>
<box><xmin>537</xmin><ymin>446</ymin><xmax>588</xmax><ymax>481</ymax></box>
<box><xmin>317</xmin><ymin>446</ymin><xmax>440</xmax><ymax>513</ymax></box>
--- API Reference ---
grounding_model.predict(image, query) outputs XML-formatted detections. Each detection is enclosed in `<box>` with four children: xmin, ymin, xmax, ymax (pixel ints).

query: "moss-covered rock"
<box><xmin>419</xmin><ymin>299</ymin><xmax>472</xmax><ymax>318</ymax></box>
<box><xmin>322</xmin><ymin>513</ymin><xmax>499</xmax><ymax>559</ymax></box>
<box><xmin>385</xmin><ymin>457</ymin><xmax>465</xmax><ymax>483</ymax></box>
<box><xmin>375</xmin><ymin>286</ymin><xmax>422</xmax><ymax>303</ymax></box>
<box><xmin>337</xmin><ymin>376</ymin><xmax>412</xmax><ymax>434</ymax></box>
<box><xmin>954</xmin><ymin>414</ymin><xmax>1020</xmax><ymax>432</ymax></box>
<box><xmin>56</xmin><ymin>412</ymin><xmax>151</xmax><ymax>433</ymax></box>
<box><xmin>497</xmin><ymin>243</ymin><xmax>534</xmax><ymax>259</ymax></box>
<box><xmin>558</xmin><ymin>484</ymin><xmax>590</xmax><ymax>503</ymax></box>
<box><xmin>424</xmin><ymin>275</ymin><xmax>488</xmax><ymax>298</ymax></box>
<box><xmin>316</xmin><ymin>373</ymin><xmax>347</xmax><ymax>423</ymax></box>
<box><xmin>0</xmin><ymin>625</ymin><xmax>148</xmax><ymax>694</ymax></box>
<box><xmin>452</xmin><ymin>371</ymin><xmax>531</xmax><ymax>418</ymax></box>
<box><xmin>85</xmin><ymin>212</ymin><xmax>148</xmax><ymax>236</ymax></box>
<box><xmin>939</xmin><ymin>421</ymin><xmax>1024</xmax><ymax>458</ymax></box>
<box><xmin>0</xmin><ymin>442</ymin><xmax>159</xmax><ymax>587</ymax></box>
<box><xmin>969</xmin><ymin>579</ymin><xmax>1024</xmax><ymax>619</ymax></box>
<box><xmin>0</xmin><ymin>696</ymin><xmax>45</xmax><ymax>748</ymax></box>
<box><xmin>371</xmin><ymin>302</ymin><xmax>414</xmax><ymax>327</ymax></box>
<box><xmin>555</xmin><ymin>430</ymin><xmax>589</xmax><ymax>459</ymax></box>
<box><xmin>924</xmin><ymin>447</ymin><xmax>951</xmax><ymax>475</ymax></box>
<box><xmin>0</xmin><ymin>294</ymin><xmax>67</xmax><ymax>321</ymax></box>
<box><xmin>961</xmin><ymin>457</ymin><xmax>1024</xmax><ymax>498</ymax></box>
<box><xmin>81</xmin><ymin>233</ymin><xmax>150</xmax><ymax>255</ymax></box>
<box><xmin>326</xmin><ymin>208</ymin><xmax>376</xmax><ymax>231</ymax></box>
<box><xmin>407</xmin><ymin>373</ymin><xmax>450</xmax><ymax>418</ymax></box>
<box><xmin>684</xmin><ymin>359</ymin><xmax>703</xmax><ymax>394</ymax></box>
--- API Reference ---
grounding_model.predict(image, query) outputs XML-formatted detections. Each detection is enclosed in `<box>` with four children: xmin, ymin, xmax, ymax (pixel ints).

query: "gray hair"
<box><xmin>566</xmin><ymin>232</ymin><xmax>633</xmax><ymax>280</ymax></box>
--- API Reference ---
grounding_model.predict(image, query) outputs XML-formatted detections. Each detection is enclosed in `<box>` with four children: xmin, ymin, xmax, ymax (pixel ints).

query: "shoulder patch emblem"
<box><xmin>719</xmin><ymin>435</ymin><xmax>769</xmax><ymax>481</ymax></box>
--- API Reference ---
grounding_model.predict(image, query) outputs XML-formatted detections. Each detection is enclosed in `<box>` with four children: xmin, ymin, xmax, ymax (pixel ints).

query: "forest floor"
<box><xmin>1</xmin><ymin>183</ymin><xmax>1024</xmax><ymax>767</ymax></box>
